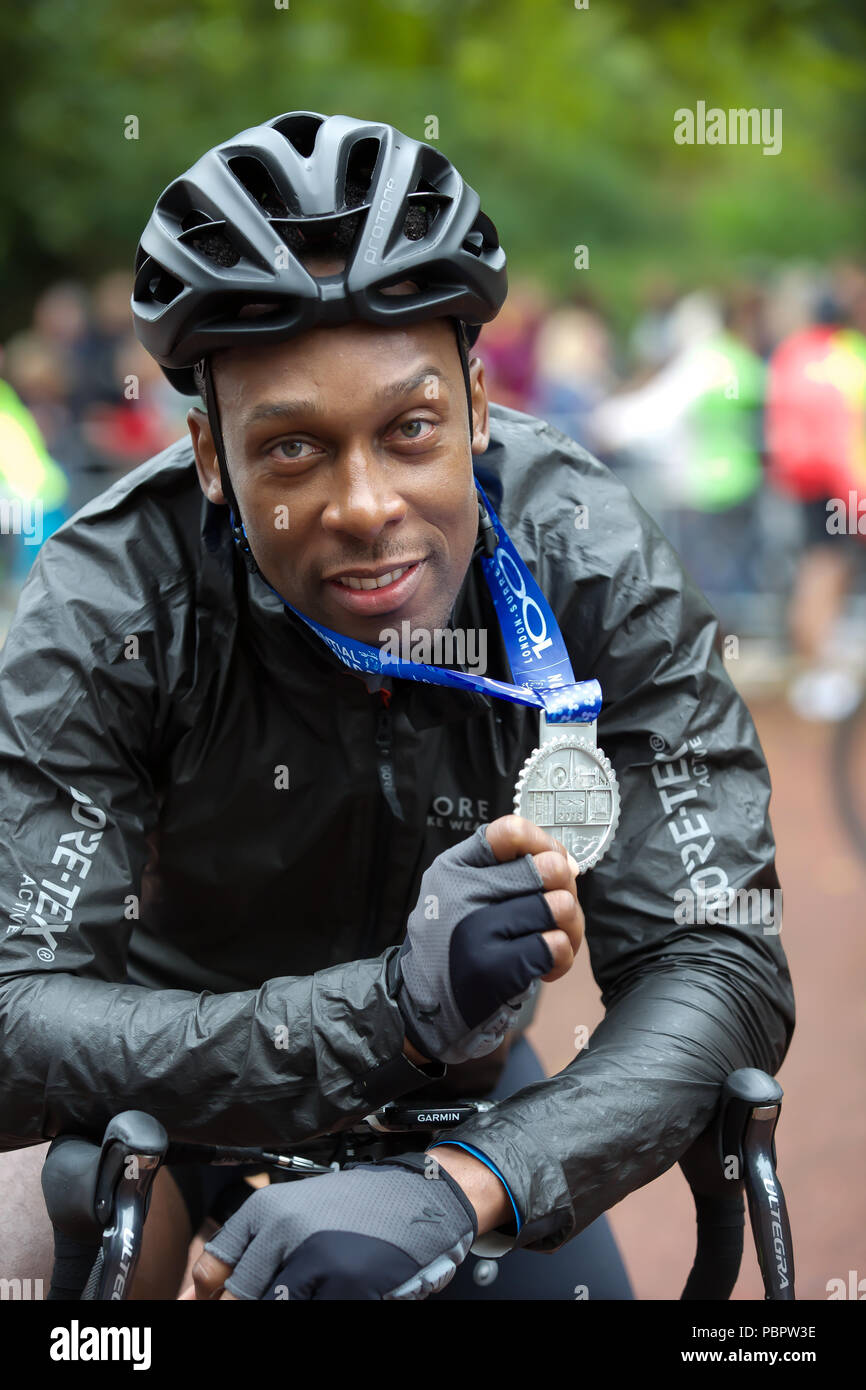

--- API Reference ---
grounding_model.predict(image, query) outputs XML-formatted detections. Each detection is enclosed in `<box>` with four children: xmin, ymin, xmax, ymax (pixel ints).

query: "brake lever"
<box><xmin>88</xmin><ymin>1111</ymin><xmax>169</xmax><ymax>1300</ymax></box>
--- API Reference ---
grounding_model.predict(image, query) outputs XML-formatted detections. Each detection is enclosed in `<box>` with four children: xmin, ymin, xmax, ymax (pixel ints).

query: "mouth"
<box><xmin>325</xmin><ymin>558</ymin><xmax>427</xmax><ymax>616</ymax></box>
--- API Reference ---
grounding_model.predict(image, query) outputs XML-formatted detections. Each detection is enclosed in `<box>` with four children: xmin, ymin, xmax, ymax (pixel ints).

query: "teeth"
<box><xmin>337</xmin><ymin>564</ymin><xmax>412</xmax><ymax>591</ymax></box>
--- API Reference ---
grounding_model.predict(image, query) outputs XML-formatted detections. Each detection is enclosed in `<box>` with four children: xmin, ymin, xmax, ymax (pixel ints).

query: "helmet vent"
<box><xmin>273</xmin><ymin>113</ymin><xmax>324</xmax><ymax>159</ymax></box>
<box><xmin>184</xmin><ymin>224</ymin><xmax>242</xmax><ymax>269</ymax></box>
<box><xmin>228</xmin><ymin>156</ymin><xmax>293</xmax><ymax>217</ymax></box>
<box><xmin>402</xmin><ymin>203</ymin><xmax>431</xmax><ymax>240</ymax></box>
<box><xmin>180</xmin><ymin>209</ymin><xmax>212</xmax><ymax>233</ymax></box>
<box><xmin>235</xmin><ymin>301</ymin><xmax>282</xmax><ymax>320</ymax></box>
<box><xmin>142</xmin><ymin>263</ymin><xmax>183</xmax><ymax>306</ymax></box>
<box><xmin>344</xmin><ymin>138</ymin><xmax>380</xmax><ymax>206</ymax></box>
<box><xmin>402</xmin><ymin>192</ymin><xmax>447</xmax><ymax>242</ymax></box>
<box><xmin>463</xmin><ymin>211</ymin><xmax>499</xmax><ymax>257</ymax></box>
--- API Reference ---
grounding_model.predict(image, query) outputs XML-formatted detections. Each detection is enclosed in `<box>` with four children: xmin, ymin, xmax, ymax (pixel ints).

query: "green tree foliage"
<box><xmin>0</xmin><ymin>0</ymin><xmax>863</xmax><ymax>334</ymax></box>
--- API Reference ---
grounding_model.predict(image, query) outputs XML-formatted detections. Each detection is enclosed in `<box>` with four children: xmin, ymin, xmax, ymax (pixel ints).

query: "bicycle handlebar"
<box><xmin>42</xmin><ymin>1073</ymin><xmax>793</xmax><ymax>1301</ymax></box>
<box><xmin>42</xmin><ymin>1110</ymin><xmax>168</xmax><ymax>1301</ymax></box>
<box><xmin>40</xmin><ymin>1100</ymin><xmax>495</xmax><ymax>1300</ymax></box>
<box><xmin>680</xmin><ymin>1068</ymin><xmax>794</xmax><ymax>1300</ymax></box>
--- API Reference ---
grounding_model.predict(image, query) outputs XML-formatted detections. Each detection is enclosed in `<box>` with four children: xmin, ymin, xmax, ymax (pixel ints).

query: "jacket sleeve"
<box><xmin>445</xmin><ymin>436</ymin><xmax>796</xmax><ymax>1251</ymax></box>
<box><xmin>0</xmin><ymin>530</ymin><xmax>435</xmax><ymax>1152</ymax></box>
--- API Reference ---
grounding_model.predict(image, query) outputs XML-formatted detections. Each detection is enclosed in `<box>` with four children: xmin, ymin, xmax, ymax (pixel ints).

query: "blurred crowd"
<box><xmin>9</xmin><ymin>274</ymin><xmax>190</xmax><ymax>485</ymax></box>
<box><xmin>2</xmin><ymin>261</ymin><xmax>866</xmax><ymax>718</ymax></box>
<box><xmin>479</xmin><ymin>260</ymin><xmax>866</xmax><ymax>719</ymax></box>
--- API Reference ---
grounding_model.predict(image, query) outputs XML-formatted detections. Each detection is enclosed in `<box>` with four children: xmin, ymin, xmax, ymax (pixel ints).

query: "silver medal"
<box><xmin>513</xmin><ymin>712</ymin><xmax>620</xmax><ymax>872</ymax></box>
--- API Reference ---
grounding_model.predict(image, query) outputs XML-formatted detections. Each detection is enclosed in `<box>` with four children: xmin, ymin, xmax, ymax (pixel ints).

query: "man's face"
<box><xmin>189</xmin><ymin>317</ymin><xmax>489</xmax><ymax>643</ymax></box>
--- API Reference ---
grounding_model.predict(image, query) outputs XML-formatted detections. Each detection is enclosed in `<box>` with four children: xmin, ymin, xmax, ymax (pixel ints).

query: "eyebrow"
<box><xmin>241</xmin><ymin>365</ymin><xmax>448</xmax><ymax>430</ymax></box>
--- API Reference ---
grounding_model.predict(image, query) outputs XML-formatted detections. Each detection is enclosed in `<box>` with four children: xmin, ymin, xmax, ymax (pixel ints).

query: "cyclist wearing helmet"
<box><xmin>0</xmin><ymin>113</ymin><xmax>793</xmax><ymax>1301</ymax></box>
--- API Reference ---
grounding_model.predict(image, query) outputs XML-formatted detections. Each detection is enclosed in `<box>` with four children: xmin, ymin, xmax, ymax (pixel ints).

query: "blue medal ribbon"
<box><xmin>249</xmin><ymin>481</ymin><xmax>600</xmax><ymax>724</ymax></box>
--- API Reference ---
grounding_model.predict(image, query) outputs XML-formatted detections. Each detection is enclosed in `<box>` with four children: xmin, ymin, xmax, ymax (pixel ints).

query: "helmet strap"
<box><xmin>453</xmin><ymin>323</ymin><xmax>496</xmax><ymax>559</ymax></box>
<box><xmin>202</xmin><ymin>356</ymin><xmax>259</xmax><ymax>575</ymax></box>
<box><xmin>454</xmin><ymin>320</ymin><xmax>475</xmax><ymax>446</ymax></box>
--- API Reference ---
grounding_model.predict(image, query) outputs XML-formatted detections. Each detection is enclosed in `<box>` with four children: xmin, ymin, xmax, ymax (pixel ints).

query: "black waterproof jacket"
<box><xmin>0</xmin><ymin>403</ymin><xmax>794</xmax><ymax>1251</ymax></box>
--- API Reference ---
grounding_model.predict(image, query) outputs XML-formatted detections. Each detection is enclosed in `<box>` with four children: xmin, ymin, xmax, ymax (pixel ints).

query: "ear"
<box><xmin>468</xmin><ymin>355</ymin><xmax>490</xmax><ymax>456</ymax></box>
<box><xmin>187</xmin><ymin>407</ymin><xmax>226</xmax><ymax>505</ymax></box>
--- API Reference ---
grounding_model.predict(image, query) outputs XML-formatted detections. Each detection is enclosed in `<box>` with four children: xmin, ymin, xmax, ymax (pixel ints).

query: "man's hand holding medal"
<box><xmin>395</xmin><ymin>815</ymin><xmax>584</xmax><ymax>1066</ymax></box>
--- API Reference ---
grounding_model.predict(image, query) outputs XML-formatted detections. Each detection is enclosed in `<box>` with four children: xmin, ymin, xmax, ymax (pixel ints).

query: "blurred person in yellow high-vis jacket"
<box><xmin>0</xmin><ymin>377</ymin><xmax>69</xmax><ymax>590</ymax></box>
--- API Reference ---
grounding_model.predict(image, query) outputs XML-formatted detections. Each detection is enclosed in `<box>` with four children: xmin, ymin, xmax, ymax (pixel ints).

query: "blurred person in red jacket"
<box><xmin>766</xmin><ymin>261</ymin><xmax>866</xmax><ymax>721</ymax></box>
<box><xmin>475</xmin><ymin>278</ymin><xmax>547</xmax><ymax>412</ymax></box>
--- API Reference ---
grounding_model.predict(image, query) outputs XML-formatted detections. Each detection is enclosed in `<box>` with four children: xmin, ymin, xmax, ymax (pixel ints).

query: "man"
<box><xmin>0</xmin><ymin>112</ymin><xmax>793</xmax><ymax>1301</ymax></box>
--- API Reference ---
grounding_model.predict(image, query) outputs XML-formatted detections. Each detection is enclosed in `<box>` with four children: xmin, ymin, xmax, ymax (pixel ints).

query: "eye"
<box><xmin>270</xmin><ymin>439</ymin><xmax>317</xmax><ymax>462</ymax></box>
<box><xmin>394</xmin><ymin>417</ymin><xmax>436</xmax><ymax>442</ymax></box>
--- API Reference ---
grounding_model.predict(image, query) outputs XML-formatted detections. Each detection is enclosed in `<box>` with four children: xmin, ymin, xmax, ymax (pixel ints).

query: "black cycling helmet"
<box><xmin>131</xmin><ymin>109</ymin><xmax>507</xmax><ymax>396</ymax></box>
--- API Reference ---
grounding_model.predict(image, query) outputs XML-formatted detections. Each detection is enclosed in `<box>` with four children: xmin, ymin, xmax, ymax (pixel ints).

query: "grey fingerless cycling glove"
<box><xmin>394</xmin><ymin>823</ymin><xmax>555</xmax><ymax>1064</ymax></box>
<box><xmin>205</xmin><ymin>1155</ymin><xmax>477</xmax><ymax>1301</ymax></box>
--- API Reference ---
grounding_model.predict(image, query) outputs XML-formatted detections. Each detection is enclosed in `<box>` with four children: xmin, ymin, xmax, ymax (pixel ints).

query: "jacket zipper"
<box><xmin>360</xmin><ymin>688</ymin><xmax>399</xmax><ymax>957</ymax></box>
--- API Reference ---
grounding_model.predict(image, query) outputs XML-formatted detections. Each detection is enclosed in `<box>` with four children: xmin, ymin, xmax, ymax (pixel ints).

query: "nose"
<box><xmin>321</xmin><ymin>447</ymin><xmax>407</xmax><ymax>543</ymax></box>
